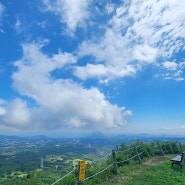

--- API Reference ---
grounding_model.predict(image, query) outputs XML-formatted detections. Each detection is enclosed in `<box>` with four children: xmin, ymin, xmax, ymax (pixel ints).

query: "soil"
<box><xmin>144</xmin><ymin>156</ymin><xmax>170</xmax><ymax>165</ymax></box>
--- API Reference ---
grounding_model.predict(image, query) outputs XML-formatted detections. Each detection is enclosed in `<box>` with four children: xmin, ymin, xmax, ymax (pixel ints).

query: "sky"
<box><xmin>0</xmin><ymin>0</ymin><xmax>185</xmax><ymax>137</ymax></box>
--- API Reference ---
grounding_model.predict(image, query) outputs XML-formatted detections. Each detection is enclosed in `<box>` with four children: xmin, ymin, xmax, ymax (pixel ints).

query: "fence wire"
<box><xmin>116</xmin><ymin>146</ymin><xmax>135</xmax><ymax>153</ymax></box>
<box><xmin>81</xmin><ymin>164</ymin><xmax>113</xmax><ymax>182</ymax></box>
<box><xmin>51</xmin><ymin>168</ymin><xmax>76</xmax><ymax>185</ymax></box>
<box><xmin>115</xmin><ymin>145</ymin><xmax>141</xmax><ymax>154</ymax></box>
<box><xmin>82</xmin><ymin>150</ymin><xmax>144</xmax><ymax>183</ymax></box>
<box><xmin>115</xmin><ymin>151</ymin><xmax>144</xmax><ymax>164</ymax></box>
<box><xmin>91</xmin><ymin>152</ymin><xmax>112</xmax><ymax>163</ymax></box>
<box><xmin>50</xmin><ymin>140</ymin><xmax>179</xmax><ymax>185</ymax></box>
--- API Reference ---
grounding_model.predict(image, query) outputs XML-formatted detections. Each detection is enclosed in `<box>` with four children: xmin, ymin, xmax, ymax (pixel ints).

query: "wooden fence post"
<box><xmin>145</xmin><ymin>148</ymin><xmax>150</xmax><ymax>158</ymax></box>
<box><xmin>115</xmin><ymin>146</ymin><xmax>119</xmax><ymax>151</ymax></box>
<box><xmin>142</xmin><ymin>143</ymin><xmax>150</xmax><ymax>158</ymax></box>
<box><xmin>76</xmin><ymin>161</ymin><xmax>82</xmax><ymax>185</ymax></box>
<box><xmin>179</xmin><ymin>142</ymin><xmax>183</xmax><ymax>153</ymax></box>
<box><xmin>135</xmin><ymin>146</ymin><xmax>142</xmax><ymax>164</ymax></box>
<box><xmin>169</xmin><ymin>143</ymin><xmax>174</xmax><ymax>154</ymax></box>
<box><xmin>112</xmin><ymin>150</ymin><xmax>117</xmax><ymax>174</ymax></box>
<box><xmin>162</xmin><ymin>143</ymin><xmax>168</xmax><ymax>153</ymax></box>
<box><xmin>156</xmin><ymin>140</ymin><xmax>164</xmax><ymax>155</ymax></box>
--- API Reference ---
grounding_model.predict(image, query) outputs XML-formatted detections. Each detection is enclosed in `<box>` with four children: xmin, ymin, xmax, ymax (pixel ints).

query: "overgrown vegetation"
<box><xmin>100</xmin><ymin>158</ymin><xmax>185</xmax><ymax>185</ymax></box>
<box><xmin>0</xmin><ymin>140</ymin><xmax>185</xmax><ymax>185</ymax></box>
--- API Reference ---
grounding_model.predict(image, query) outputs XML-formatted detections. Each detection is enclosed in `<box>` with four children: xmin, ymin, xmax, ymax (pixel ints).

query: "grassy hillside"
<box><xmin>96</xmin><ymin>155</ymin><xmax>185</xmax><ymax>185</ymax></box>
<box><xmin>50</xmin><ymin>141</ymin><xmax>185</xmax><ymax>185</ymax></box>
<box><xmin>1</xmin><ymin>139</ymin><xmax>185</xmax><ymax>185</ymax></box>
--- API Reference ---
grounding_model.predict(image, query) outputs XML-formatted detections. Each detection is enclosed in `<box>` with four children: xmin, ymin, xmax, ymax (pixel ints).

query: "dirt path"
<box><xmin>144</xmin><ymin>156</ymin><xmax>170</xmax><ymax>166</ymax></box>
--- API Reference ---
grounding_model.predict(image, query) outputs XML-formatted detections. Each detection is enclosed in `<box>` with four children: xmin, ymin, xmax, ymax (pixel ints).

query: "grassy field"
<box><xmin>96</xmin><ymin>155</ymin><xmax>185</xmax><ymax>185</ymax></box>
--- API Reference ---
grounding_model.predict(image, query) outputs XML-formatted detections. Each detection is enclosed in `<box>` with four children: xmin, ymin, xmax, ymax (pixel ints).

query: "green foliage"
<box><xmin>123</xmin><ymin>161</ymin><xmax>185</xmax><ymax>185</ymax></box>
<box><xmin>0</xmin><ymin>140</ymin><xmax>185</xmax><ymax>185</ymax></box>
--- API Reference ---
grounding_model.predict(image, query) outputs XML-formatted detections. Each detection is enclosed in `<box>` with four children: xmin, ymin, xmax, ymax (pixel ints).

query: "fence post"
<box><xmin>169</xmin><ymin>143</ymin><xmax>174</xmax><ymax>154</ymax></box>
<box><xmin>145</xmin><ymin>148</ymin><xmax>150</xmax><ymax>158</ymax></box>
<box><xmin>156</xmin><ymin>140</ymin><xmax>164</xmax><ymax>155</ymax></box>
<box><xmin>76</xmin><ymin>161</ymin><xmax>82</xmax><ymax>185</ymax></box>
<box><xmin>142</xmin><ymin>143</ymin><xmax>150</xmax><ymax>158</ymax></box>
<box><xmin>135</xmin><ymin>146</ymin><xmax>142</xmax><ymax>164</ymax></box>
<box><xmin>115</xmin><ymin>146</ymin><xmax>119</xmax><ymax>151</ymax></box>
<box><xmin>112</xmin><ymin>150</ymin><xmax>117</xmax><ymax>174</ymax></box>
<box><xmin>179</xmin><ymin>142</ymin><xmax>183</xmax><ymax>153</ymax></box>
<box><xmin>162</xmin><ymin>142</ymin><xmax>168</xmax><ymax>153</ymax></box>
<box><xmin>150</xmin><ymin>143</ymin><xmax>155</xmax><ymax>156</ymax></box>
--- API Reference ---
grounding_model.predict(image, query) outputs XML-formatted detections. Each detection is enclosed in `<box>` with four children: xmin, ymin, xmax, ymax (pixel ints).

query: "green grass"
<box><xmin>125</xmin><ymin>162</ymin><xmax>185</xmax><ymax>185</ymax></box>
<box><xmin>97</xmin><ymin>156</ymin><xmax>185</xmax><ymax>185</ymax></box>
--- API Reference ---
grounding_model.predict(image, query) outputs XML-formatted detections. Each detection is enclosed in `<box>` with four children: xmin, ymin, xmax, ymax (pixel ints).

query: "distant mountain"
<box><xmin>88</xmin><ymin>131</ymin><xmax>106</xmax><ymax>139</ymax></box>
<box><xmin>28</xmin><ymin>135</ymin><xmax>50</xmax><ymax>140</ymax></box>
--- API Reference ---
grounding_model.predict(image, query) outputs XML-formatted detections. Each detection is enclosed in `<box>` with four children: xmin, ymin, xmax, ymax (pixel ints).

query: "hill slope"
<box><xmin>97</xmin><ymin>155</ymin><xmax>184</xmax><ymax>185</ymax></box>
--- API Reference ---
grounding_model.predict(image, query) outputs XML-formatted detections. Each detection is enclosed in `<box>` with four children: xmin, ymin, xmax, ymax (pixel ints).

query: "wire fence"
<box><xmin>90</xmin><ymin>152</ymin><xmax>112</xmax><ymax>164</ymax></box>
<box><xmin>81</xmin><ymin>163</ymin><xmax>113</xmax><ymax>182</ymax></box>
<box><xmin>115</xmin><ymin>145</ymin><xmax>136</xmax><ymax>153</ymax></box>
<box><xmin>51</xmin><ymin>168</ymin><xmax>76</xmax><ymax>185</ymax></box>
<box><xmin>50</xmin><ymin>140</ymin><xmax>184</xmax><ymax>185</ymax></box>
<box><xmin>115</xmin><ymin>151</ymin><xmax>144</xmax><ymax>165</ymax></box>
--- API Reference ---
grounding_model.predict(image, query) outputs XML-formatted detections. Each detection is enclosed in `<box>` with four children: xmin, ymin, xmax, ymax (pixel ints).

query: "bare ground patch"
<box><xmin>144</xmin><ymin>156</ymin><xmax>170</xmax><ymax>166</ymax></box>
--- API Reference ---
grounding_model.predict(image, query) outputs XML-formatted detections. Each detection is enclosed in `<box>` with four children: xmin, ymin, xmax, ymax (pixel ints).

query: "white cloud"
<box><xmin>76</xmin><ymin>0</ymin><xmax>185</xmax><ymax>82</ymax></box>
<box><xmin>36</xmin><ymin>21</ymin><xmax>47</xmax><ymax>28</ymax></box>
<box><xmin>14</xmin><ymin>19</ymin><xmax>22</xmax><ymax>34</ymax></box>
<box><xmin>159</xmin><ymin>61</ymin><xmax>185</xmax><ymax>81</ymax></box>
<box><xmin>0</xmin><ymin>3</ymin><xmax>4</xmax><ymax>19</ymax></box>
<box><xmin>12</xmin><ymin>42</ymin><xmax>76</xmax><ymax>98</ymax></box>
<box><xmin>74</xmin><ymin>63</ymin><xmax>136</xmax><ymax>82</ymax></box>
<box><xmin>74</xmin><ymin>64</ymin><xmax>107</xmax><ymax>80</ymax></box>
<box><xmin>133</xmin><ymin>44</ymin><xmax>157</xmax><ymax>63</ymax></box>
<box><xmin>162</xmin><ymin>61</ymin><xmax>177</xmax><ymax>71</ymax></box>
<box><xmin>127</xmin><ymin>0</ymin><xmax>185</xmax><ymax>57</ymax></box>
<box><xmin>9</xmin><ymin>42</ymin><xmax>131</xmax><ymax>131</ymax></box>
<box><xmin>0</xmin><ymin>99</ymin><xmax>6</xmax><ymax>115</ymax></box>
<box><xmin>15</xmin><ymin>19</ymin><xmax>21</xmax><ymax>27</ymax></box>
<box><xmin>42</xmin><ymin>0</ymin><xmax>91</xmax><ymax>34</ymax></box>
<box><xmin>76</xmin><ymin>28</ymin><xmax>137</xmax><ymax>81</ymax></box>
<box><xmin>2</xmin><ymin>99</ymin><xmax>30</xmax><ymax>128</ymax></box>
<box><xmin>0</xmin><ymin>2</ymin><xmax>4</xmax><ymax>32</ymax></box>
<box><xmin>105</xmin><ymin>2</ymin><xmax>115</xmax><ymax>15</ymax></box>
<box><xmin>163</xmin><ymin>125</ymin><xmax>185</xmax><ymax>130</ymax></box>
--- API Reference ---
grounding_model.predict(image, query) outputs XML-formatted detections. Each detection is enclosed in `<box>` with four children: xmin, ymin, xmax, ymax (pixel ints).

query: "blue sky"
<box><xmin>0</xmin><ymin>0</ymin><xmax>185</xmax><ymax>136</ymax></box>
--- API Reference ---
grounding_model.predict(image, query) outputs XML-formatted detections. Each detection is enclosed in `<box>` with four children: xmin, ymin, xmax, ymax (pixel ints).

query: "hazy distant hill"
<box><xmin>88</xmin><ymin>131</ymin><xmax>107</xmax><ymax>139</ymax></box>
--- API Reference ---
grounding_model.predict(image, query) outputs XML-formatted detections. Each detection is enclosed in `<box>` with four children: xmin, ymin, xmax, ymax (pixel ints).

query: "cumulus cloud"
<box><xmin>74</xmin><ymin>63</ymin><xmax>136</xmax><ymax>82</ymax></box>
<box><xmin>2</xmin><ymin>99</ymin><xmax>30</xmax><ymax>127</ymax></box>
<box><xmin>2</xmin><ymin>0</ymin><xmax>184</xmax><ymax>134</ymax></box>
<box><xmin>42</xmin><ymin>0</ymin><xmax>91</xmax><ymax>34</ymax></box>
<box><xmin>8</xmin><ymin>42</ymin><xmax>132</xmax><ymax>131</ymax></box>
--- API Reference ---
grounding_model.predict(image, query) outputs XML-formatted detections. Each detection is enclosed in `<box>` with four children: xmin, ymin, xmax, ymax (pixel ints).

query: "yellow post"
<box><xmin>77</xmin><ymin>160</ymin><xmax>86</xmax><ymax>184</ymax></box>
